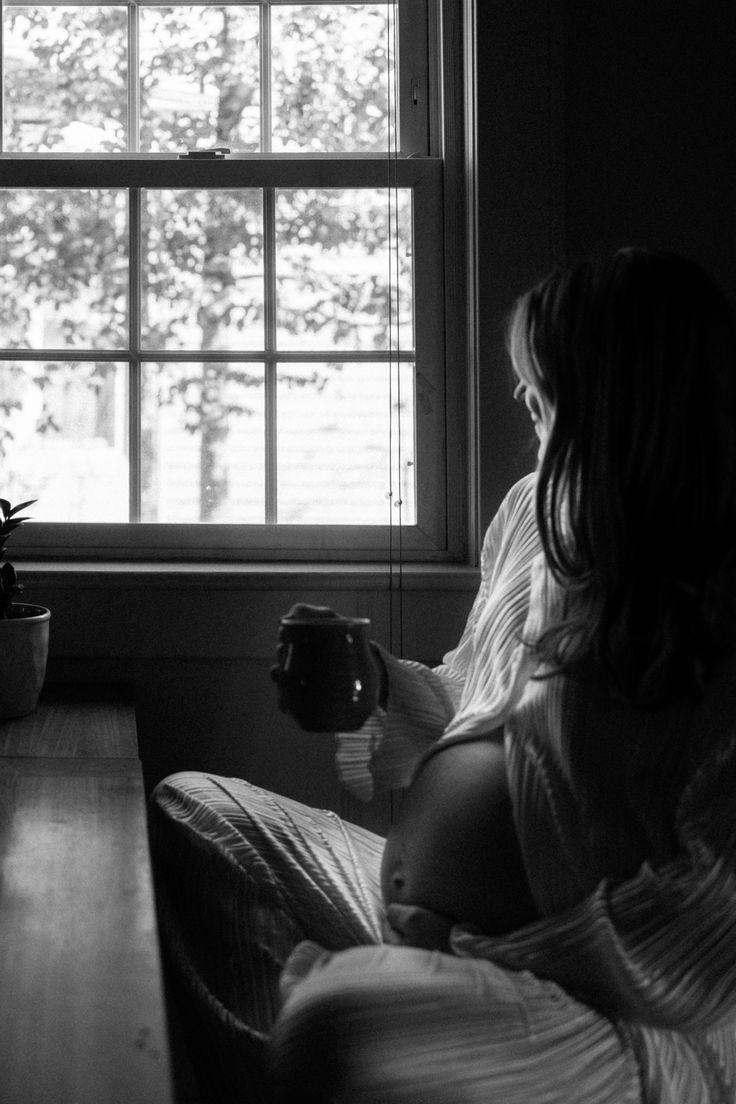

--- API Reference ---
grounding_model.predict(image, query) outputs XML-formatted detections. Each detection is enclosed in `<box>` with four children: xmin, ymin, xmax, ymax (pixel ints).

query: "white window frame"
<box><xmin>0</xmin><ymin>0</ymin><xmax>470</xmax><ymax>562</ymax></box>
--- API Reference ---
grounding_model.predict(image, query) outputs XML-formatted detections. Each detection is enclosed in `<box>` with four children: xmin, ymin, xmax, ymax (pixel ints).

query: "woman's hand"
<box><xmin>382</xmin><ymin>903</ymin><xmax>454</xmax><ymax>952</ymax></box>
<box><xmin>271</xmin><ymin>604</ymin><xmax>387</xmax><ymax>711</ymax></box>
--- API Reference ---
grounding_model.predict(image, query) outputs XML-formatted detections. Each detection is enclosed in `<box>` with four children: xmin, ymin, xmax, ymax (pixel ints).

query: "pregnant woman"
<box><xmin>149</xmin><ymin>247</ymin><xmax>736</xmax><ymax>1104</ymax></box>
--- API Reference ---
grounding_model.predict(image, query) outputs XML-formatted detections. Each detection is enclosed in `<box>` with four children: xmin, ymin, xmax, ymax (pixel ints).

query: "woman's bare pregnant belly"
<box><xmin>380</xmin><ymin>737</ymin><xmax>538</xmax><ymax>934</ymax></box>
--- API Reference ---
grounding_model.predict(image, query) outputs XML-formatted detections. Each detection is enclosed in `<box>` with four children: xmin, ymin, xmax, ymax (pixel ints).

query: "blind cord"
<box><xmin>387</xmin><ymin>2</ymin><xmax>404</xmax><ymax>658</ymax></box>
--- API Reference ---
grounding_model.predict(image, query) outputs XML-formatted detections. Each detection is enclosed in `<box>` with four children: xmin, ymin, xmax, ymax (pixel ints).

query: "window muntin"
<box><xmin>1</xmin><ymin>1</ymin><xmax>456</xmax><ymax>560</ymax></box>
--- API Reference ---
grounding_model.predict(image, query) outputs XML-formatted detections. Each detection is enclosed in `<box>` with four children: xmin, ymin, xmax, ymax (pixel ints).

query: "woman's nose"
<box><xmin>526</xmin><ymin>392</ymin><xmax>543</xmax><ymax>422</ymax></box>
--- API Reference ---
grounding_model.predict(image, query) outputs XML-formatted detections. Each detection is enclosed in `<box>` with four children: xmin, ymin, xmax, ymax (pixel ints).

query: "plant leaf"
<box><xmin>0</xmin><ymin>519</ymin><xmax>25</xmax><ymax>534</ymax></box>
<box><xmin>0</xmin><ymin>499</ymin><xmax>10</xmax><ymax>519</ymax></box>
<box><xmin>8</xmin><ymin>499</ymin><xmax>37</xmax><ymax>517</ymax></box>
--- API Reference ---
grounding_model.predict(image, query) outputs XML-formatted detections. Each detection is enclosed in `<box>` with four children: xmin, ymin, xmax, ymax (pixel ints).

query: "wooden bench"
<box><xmin>0</xmin><ymin>684</ymin><xmax>175</xmax><ymax>1104</ymax></box>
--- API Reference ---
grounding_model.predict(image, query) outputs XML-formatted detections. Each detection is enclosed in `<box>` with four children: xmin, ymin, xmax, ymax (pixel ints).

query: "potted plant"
<box><xmin>0</xmin><ymin>498</ymin><xmax>50</xmax><ymax>720</ymax></box>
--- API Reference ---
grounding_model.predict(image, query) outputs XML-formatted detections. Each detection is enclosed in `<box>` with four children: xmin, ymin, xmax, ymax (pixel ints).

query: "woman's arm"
<box><xmin>334</xmin><ymin>473</ymin><xmax>541</xmax><ymax>800</ymax></box>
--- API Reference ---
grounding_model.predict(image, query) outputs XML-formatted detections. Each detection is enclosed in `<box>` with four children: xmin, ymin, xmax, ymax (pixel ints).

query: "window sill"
<box><xmin>20</xmin><ymin>560</ymin><xmax>480</xmax><ymax>592</ymax></box>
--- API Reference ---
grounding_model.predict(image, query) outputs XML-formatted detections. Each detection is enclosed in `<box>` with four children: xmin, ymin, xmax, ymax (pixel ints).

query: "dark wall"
<box><xmin>475</xmin><ymin>0</ymin><xmax>736</xmax><ymax>525</ymax></box>
<box><xmin>563</xmin><ymin>0</ymin><xmax>736</xmax><ymax>303</ymax></box>
<box><xmin>474</xmin><ymin>0</ymin><xmax>565</xmax><ymax>526</ymax></box>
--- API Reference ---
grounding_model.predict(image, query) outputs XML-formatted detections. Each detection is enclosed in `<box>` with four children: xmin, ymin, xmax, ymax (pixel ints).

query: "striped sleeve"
<box><xmin>450</xmin><ymin>726</ymin><xmax>736</xmax><ymax>1031</ymax></box>
<box><xmin>334</xmin><ymin>655</ymin><xmax>459</xmax><ymax>800</ymax></box>
<box><xmin>335</xmin><ymin>473</ymin><xmax>540</xmax><ymax>800</ymax></box>
<box><xmin>439</xmin><ymin>474</ymin><xmax>542</xmax><ymax>742</ymax></box>
<box><xmin>439</xmin><ymin>472</ymin><xmax>538</xmax><ymax>686</ymax></box>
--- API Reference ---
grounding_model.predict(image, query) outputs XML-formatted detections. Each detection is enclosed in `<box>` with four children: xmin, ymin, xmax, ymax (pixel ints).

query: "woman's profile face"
<box><xmin>513</xmin><ymin>371</ymin><xmax>553</xmax><ymax>455</ymax></box>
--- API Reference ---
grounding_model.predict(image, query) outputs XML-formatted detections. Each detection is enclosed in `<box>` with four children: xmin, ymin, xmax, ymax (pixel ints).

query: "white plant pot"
<box><xmin>0</xmin><ymin>603</ymin><xmax>51</xmax><ymax>720</ymax></box>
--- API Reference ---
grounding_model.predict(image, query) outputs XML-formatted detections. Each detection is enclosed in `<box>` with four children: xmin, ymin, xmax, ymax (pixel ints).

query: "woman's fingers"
<box><xmin>383</xmin><ymin>904</ymin><xmax>453</xmax><ymax>952</ymax></box>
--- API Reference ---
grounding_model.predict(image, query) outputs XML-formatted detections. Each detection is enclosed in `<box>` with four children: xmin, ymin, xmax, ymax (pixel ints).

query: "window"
<box><xmin>0</xmin><ymin>1</ymin><xmax>468</xmax><ymax>560</ymax></box>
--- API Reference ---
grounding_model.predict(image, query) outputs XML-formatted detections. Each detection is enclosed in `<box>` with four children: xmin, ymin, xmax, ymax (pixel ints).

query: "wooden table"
<box><xmin>0</xmin><ymin>684</ymin><xmax>175</xmax><ymax>1104</ymax></box>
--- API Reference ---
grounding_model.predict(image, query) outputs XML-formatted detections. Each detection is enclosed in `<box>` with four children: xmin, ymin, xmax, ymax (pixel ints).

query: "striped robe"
<box><xmin>149</xmin><ymin>473</ymin><xmax>736</xmax><ymax>1103</ymax></box>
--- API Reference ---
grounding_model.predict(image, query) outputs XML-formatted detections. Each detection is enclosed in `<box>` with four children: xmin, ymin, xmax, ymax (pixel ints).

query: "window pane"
<box><xmin>0</xmin><ymin>360</ymin><xmax>129</xmax><ymax>520</ymax></box>
<box><xmin>275</xmin><ymin>188</ymin><xmax>413</xmax><ymax>351</ymax></box>
<box><xmin>141</xmin><ymin>361</ymin><xmax>266</xmax><ymax>522</ymax></box>
<box><xmin>0</xmin><ymin>189</ymin><xmax>128</xmax><ymax>350</ymax></box>
<box><xmin>140</xmin><ymin>6</ymin><xmax>260</xmax><ymax>153</ymax></box>
<box><xmin>277</xmin><ymin>361</ymin><xmax>415</xmax><ymax>524</ymax></box>
<box><xmin>2</xmin><ymin>5</ymin><xmax>127</xmax><ymax>152</ymax></box>
<box><xmin>141</xmin><ymin>189</ymin><xmax>264</xmax><ymax>351</ymax></box>
<box><xmin>272</xmin><ymin>3</ymin><xmax>394</xmax><ymax>153</ymax></box>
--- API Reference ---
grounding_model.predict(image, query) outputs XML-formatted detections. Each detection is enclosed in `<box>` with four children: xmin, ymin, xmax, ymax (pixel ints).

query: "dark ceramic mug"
<box><xmin>272</xmin><ymin>614</ymin><xmax>379</xmax><ymax>731</ymax></box>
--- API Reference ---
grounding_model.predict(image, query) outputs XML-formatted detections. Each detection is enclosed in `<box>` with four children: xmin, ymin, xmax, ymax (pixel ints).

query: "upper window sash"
<box><xmin>0</xmin><ymin>0</ymin><xmax>432</xmax><ymax>158</ymax></box>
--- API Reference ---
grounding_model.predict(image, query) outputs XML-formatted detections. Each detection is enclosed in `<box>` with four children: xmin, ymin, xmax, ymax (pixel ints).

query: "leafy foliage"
<box><xmin>0</xmin><ymin>498</ymin><xmax>37</xmax><ymax>618</ymax></box>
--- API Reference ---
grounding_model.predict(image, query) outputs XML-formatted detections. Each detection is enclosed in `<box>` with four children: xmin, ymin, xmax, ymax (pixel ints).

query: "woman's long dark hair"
<box><xmin>508</xmin><ymin>247</ymin><xmax>736</xmax><ymax>705</ymax></box>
